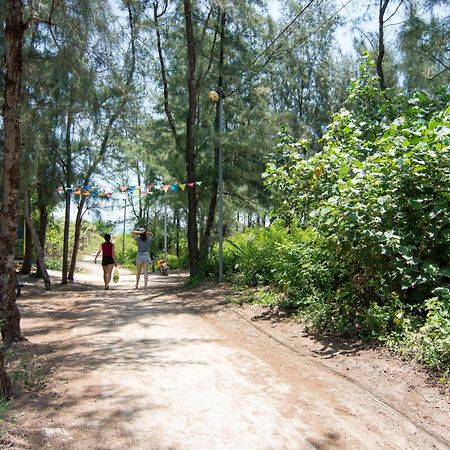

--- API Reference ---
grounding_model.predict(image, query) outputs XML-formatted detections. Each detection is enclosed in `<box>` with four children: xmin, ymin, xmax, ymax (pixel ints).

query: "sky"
<box><xmin>267</xmin><ymin>0</ymin><xmax>450</xmax><ymax>56</ymax></box>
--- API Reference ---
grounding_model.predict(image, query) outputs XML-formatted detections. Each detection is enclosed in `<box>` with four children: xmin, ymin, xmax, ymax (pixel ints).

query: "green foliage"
<box><xmin>44</xmin><ymin>257</ymin><xmax>63</xmax><ymax>271</ymax></box>
<box><xmin>224</xmin><ymin>222</ymin><xmax>290</xmax><ymax>286</ymax></box>
<box><xmin>391</xmin><ymin>288</ymin><xmax>450</xmax><ymax>377</ymax></box>
<box><xmin>45</xmin><ymin>219</ymin><xmax>98</xmax><ymax>270</ymax></box>
<box><xmin>0</xmin><ymin>397</ymin><xmax>9</xmax><ymax>420</ymax></box>
<box><xmin>12</xmin><ymin>354</ymin><xmax>47</xmax><ymax>390</ymax></box>
<box><xmin>225</xmin><ymin>58</ymin><xmax>450</xmax><ymax>375</ymax></box>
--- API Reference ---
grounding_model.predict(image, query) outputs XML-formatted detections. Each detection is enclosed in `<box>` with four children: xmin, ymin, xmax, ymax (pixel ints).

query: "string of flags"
<box><xmin>56</xmin><ymin>181</ymin><xmax>203</xmax><ymax>199</ymax></box>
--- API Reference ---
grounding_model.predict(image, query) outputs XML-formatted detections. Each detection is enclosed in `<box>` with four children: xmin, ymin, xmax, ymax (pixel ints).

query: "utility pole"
<box><xmin>122</xmin><ymin>198</ymin><xmax>126</xmax><ymax>255</ymax></box>
<box><xmin>208</xmin><ymin>88</ymin><xmax>224</xmax><ymax>282</ymax></box>
<box><xmin>164</xmin><ymin>201</ymin><xmax>168</xmax><ymax>259</ymax></box>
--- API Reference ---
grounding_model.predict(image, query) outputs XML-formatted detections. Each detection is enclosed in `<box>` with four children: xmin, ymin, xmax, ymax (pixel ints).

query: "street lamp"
<box><xmin>208</xmin><ymin>88</ymin><xmax>224</xmax><ymax>283</ymax></box>
<box><xmin>164</xmin><ymin>200</ymin><xmax>168</xmax><ymax>259</ymax></box>
<box><xmin>122</xmin><ymin>198</ymin><xmax>127</xmax><ymax>255</ymax></box>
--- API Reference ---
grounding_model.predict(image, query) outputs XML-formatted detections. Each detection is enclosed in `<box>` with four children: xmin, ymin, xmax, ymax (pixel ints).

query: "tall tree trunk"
<box><xmin>184</xmin><ymin>0</ymin><xmax>199</xmax><ymax>276</ymax></box>
<box><xmin>0</xmin><ymin>0</ymin><xmax>25</xmax><ymax>345</ymax></box>
<box><xmin>23</xmin><ymin>188</ymin><xmax>51</xmax><ymax>290</ymax></box>
<box><xmin>0</xmin><ymin>347</ymin><xmax>11</xmax><ymax>398</ymax></box>
<box><xmin>377</xmin><ymin>0</ymin><xmax>389</xmax><ymax>90</ymax></box>
<box><xmin>200</xmin><ymin>10</ymin><xmax>225</xmax><ymax>261</ymax></box>
<box><xmin>68</xmin><ymin>197</ymin><xmax>85</xmax><ymax>281</ymax></box>
<box><xmin>36</xmin><ymin>189</ymin><xmax>49</xmax><ymax>278</ymax></box>
<box><xmin>153</xmin><ymin>0</ymin><xmax>183</xmax><ymax>152</ymax></box>
<box><xmin>20</xmin><ymin>215</ymin><xmax>32</xmax><ymax>274</ymax></box>
<box><xmin>175</xmin><ymin>209</ymin><xmax>180</xmax><ymax>258</ymax></box>
<box><xmin>61</xmin><ymin>111</ymin><xmax>73</xmax><ymax>285</ymax></box>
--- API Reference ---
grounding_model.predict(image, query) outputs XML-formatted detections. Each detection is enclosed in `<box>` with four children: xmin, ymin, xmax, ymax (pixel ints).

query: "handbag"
<box><xmin>113</xmin><ymin>268</ymin><xmax>120</xmax><ymax>283</ymax></box>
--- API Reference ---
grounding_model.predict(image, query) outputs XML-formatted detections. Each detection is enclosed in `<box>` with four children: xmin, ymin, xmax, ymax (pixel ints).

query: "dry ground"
<box><xmin>0</xmin><ymin>258</ymin><xmax>449</xmax><ymax>449</ymax></box>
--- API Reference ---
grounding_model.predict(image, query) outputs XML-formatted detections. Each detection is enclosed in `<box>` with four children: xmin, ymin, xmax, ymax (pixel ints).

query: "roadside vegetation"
<box><xmin>220</xmin><ymin>59</ymin><xmax>450</xmax><ymax>380</ymax></box>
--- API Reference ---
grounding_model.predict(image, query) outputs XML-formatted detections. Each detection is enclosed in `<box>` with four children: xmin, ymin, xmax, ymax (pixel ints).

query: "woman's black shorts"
<box><xmin>102</xmin><ymin>256</ymin><xmax>115</xmax><ymax>266</ymax></box>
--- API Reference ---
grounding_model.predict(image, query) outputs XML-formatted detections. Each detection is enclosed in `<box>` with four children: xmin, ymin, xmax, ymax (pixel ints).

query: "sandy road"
<box><xmin>6</xmin><ymin>259</ymin><xmax>450</xmax><ymax>449</ymax></box>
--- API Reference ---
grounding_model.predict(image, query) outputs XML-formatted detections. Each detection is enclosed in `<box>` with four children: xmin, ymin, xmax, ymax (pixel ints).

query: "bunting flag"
<box><xmin>57</xmin><ymin>179</ymin><xmax>203</xmax><ymax>198</ymax></box>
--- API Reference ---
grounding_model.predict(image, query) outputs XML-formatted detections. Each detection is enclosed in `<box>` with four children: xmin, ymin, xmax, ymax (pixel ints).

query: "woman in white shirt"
<box><xmin>131</xmin><ymin>228</ymin><xmax>153</xmax><ymax>289</ymax></box>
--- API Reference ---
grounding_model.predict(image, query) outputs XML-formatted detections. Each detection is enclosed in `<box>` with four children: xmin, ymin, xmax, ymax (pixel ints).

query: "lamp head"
<box><xmin>208</xmin><ymin>90</ymin><xmax>220</xmax><ymax>102</ymax></box>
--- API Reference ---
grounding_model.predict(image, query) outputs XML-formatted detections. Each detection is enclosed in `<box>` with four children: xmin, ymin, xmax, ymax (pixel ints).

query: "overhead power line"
<box><xmin>227</xmin><ymin>0</ymin><xmax>319</xmax><ymax>96</ymax></box>
<box><xmin>228</xmin><ymin>0</ymin><xmax>354</xmax><ymax>97</ymax></box>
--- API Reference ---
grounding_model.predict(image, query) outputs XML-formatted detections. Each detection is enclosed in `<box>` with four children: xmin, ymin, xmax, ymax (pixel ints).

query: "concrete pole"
<box><xmin>122</xmin><ymin>198</ymin><xmax>126</xmax><ymax>255</ymax></box>
<box><xmin>218</xmin><ymin>90</ymin><xmax>224</xmax><ymax>283</ymax></box>
<box><xmin>164</xmin><ymin>200</ymin><xmax>168</xmax><ymax>259</ymax></box>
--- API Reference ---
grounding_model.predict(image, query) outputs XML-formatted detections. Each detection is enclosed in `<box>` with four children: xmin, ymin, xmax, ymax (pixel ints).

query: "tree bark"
<box><xmin>24</xmin><ymin>188</ymin><xmax>52</xmax><ymax>291</ymax></box>
<box><xmin>36</xmin><ymin>188</ymin><xmax>49</xmax><ymax>278</ymax></box>
<box><xmin>377</xmin><ymin>0</ymin><xmax>389</xmax><ymax>90</ymax></box>
<box><xmin>175</xmin><ymin>209</ymin><xmax>180</xmax><ymax>258</ymax></box>
<box><xmin>200</xmin><ymin>10</ymin><xmax>225</xmax><ymax>262</ymax></box>
<box><xmin>153</xmin><ymin>0</ymin><xmax>183</xmax><ymax>152</ymax></box>
<box><xmin>68</xmin><ymin>197</ymin><xmax>85</xmax><ymax>281</ymax></box>
<box><xmin>0</xmin><ymin>0</ymin><xmax>25</xmax><ymax>345</ymax></box>
<box><xmin>61</xmin><ymin>111</ymin><xmax>73</xmax><ymax>285</ymax></box>
<box><xmin>20</xmin><ymin>214</ymin><xmax>32</xmax><ymax>274</ymax></box>
<box><xmin>0</xmin><ymin>347</ymin><xmax>11</xmax><ymax>398</ymax></box>
<box><xmin>184</xmin><ymin>0</ymin><xmax>200</xmax><ymax>276</ymax></box>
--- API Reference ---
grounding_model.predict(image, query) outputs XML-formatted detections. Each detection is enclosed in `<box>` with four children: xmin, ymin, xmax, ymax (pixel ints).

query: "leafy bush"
<box><xmin>224</xmin><ymin>222</ymin><xmax>289</xmax><ymax>286</ymax></box>
<box><xmin>44</xmin><ymin>257</ymin><xmax>63</xmax><ymax>271</ymax></box>
<box><xmin>225</xmin><ymin>56</ymin><xmax>450</xmax><ymax>376</ymax></box>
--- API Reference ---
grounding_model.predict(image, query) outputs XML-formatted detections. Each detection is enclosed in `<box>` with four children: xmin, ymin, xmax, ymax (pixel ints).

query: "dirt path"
<box><xmin>2</xmin><ymin>258</ymin><xmax>449</xmax><ymax>449</ymax></box>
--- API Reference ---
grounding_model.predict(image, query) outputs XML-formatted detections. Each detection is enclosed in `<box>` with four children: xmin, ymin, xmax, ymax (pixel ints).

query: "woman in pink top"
<box><xmin>94</xmin><ymin>234</ymin><xmax>117</xmax><ymax>290</ymax></box>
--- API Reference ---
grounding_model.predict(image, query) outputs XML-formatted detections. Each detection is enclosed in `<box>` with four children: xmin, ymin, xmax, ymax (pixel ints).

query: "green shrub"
<box><xmin>223</xmin><ymin>57</ymin><xmax>450</xmax><ymax>376</ymax></box>
<box><xmin>44</xmin><ymin>257</ymin><xmax>63</xmax><ymax>271</ymax></box>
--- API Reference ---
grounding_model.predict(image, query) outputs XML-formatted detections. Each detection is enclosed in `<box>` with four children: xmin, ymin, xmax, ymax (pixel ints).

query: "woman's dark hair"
<box><xmin>140</xmin><ymin>232</ymin><xmax>147</xmax><ymax>241</ymax></box>
<box><xmin>104</xmin><ymin>234</ymin><xmax>111</xmax><ymax>242</ymax></box>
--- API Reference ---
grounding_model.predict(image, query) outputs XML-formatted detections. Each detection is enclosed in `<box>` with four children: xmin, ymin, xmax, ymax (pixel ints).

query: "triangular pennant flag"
<box><xmin>178</xmin><ymin>183</ymin><xmax>186</xmax><ymax>191</ymax></box>
<box><xmin>170</xmin><ymin>184</ymin><xmax>178</xmax><ymax>191</ymax></box>
<box><xmin>162</xmin><ymin>184</ymin><xmax>170</xmax><ymax>192</ymax></box>
<box><xmin>74</xmin><ymin>189</ymin><xmax>81</xmax><ymax>195</ymax></box>
<box><xmin>187</xmin><ymin>182</ymin><xmax>195</xmax><ymax>188</ymax></box>
<box><xmin>119</xmin><ymin>185</ymin><xmax>128</xmax><ymax>192</ymax></box>
<box><xmin>146</xmin><ymin>183</ymin><xmax>154</xmax><ymax>190</ymax></box>
<box><xmin>195</xmin><ymin>181</ymin><xmax>202</xmax><ymax>186</ymax></box>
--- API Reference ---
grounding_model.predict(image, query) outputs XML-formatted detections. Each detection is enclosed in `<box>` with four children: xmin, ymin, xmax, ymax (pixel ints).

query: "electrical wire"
<box><xmin>227</xmin><ymin>0</ymin><xmax>355</xmax><ymax>97</ymax></box>
<box><xmin>227</xmin><ymin>0</ymin><xmax>319</xmax><ymax>96</ymax></box>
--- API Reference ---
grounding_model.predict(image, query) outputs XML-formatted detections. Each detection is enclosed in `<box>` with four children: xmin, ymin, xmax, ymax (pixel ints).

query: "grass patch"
<box><xmin>11</xmin><ymin>353</ymin><xmax>48</xmax><ymax>391</ymax></box>
<box><xmin>0</xmin><ymin>398</ymin><xmax>9</xmax><ymax>419</ymax></box>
